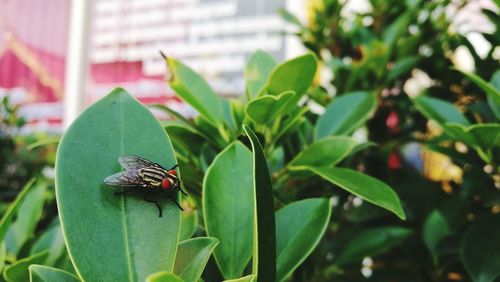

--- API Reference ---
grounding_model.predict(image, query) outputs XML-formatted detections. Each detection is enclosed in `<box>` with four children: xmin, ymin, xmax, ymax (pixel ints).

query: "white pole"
<box><xmin>63</xmin><ymin>0</ymin><xmax>90</xmax><ymax>129</ymax></box>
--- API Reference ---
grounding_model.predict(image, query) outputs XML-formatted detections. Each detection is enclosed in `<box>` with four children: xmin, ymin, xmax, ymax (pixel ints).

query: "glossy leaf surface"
<box><xmin>29</xmin><ymin>265</ymin><xmax>79</xmax><ymax>282</ymax></box>
<box><xmin>245</xmin><ymin>50</ymin><xmax>277</xmax><ymax>99</ymax></box>
<box><xmin>246</xmin><ymin>91</ymin><xmax>295</xmax><ymax>124</ymax></box>
<box><xmin>203</xmin><ymin>142</ymin><xmax>254</xmax><ymax>279</ymax></box>
<box><xmin>3</xmin><ymin>251</ymin><xmax>49</xmax><ymax>282</ymax></box>
<box><xmin>56</xmin><ymin>88</ymin><xmax>180</xmax><ymax>281</ymax></box>
<box><xmin>174</xmin><ymin>237</ymin><xmax>219</xmax><ymax>282</ymax></box>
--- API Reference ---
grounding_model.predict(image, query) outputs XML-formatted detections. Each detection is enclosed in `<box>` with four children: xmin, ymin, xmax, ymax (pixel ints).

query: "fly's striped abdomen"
<box><xmin>139</xmin><ymin>167</ymin><xmax>168</xmax><ymax>188</ymax></box>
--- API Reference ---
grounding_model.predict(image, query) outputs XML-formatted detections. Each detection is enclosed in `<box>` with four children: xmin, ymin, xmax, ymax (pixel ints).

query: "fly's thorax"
<box><xmin>139</xmin><ymin>166</ymin><xmax>167</xmax><ymax>188</ymax></box>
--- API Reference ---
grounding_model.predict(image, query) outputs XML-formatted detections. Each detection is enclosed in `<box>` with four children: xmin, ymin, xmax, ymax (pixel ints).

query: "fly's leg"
<box><xmin>144</xmin><ymin>190</ymin><xmax>162</xmax><ymax>217</ymax></box>
<box><xmin>167</xmin><ymin>164</ymin><xmax>179</xmax><ymax>170</ymax></box>
<box><xmin>162</xmin><ymin>190</ymin><xmax>184</xmax><ymax>211</ymax></box>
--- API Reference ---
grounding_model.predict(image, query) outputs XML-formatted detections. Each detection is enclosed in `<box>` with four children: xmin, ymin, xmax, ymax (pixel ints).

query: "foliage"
<box><xmin>0</xmin><ymin>1</ymin><xmax>498</xmax><ymax>281</ymax></box>
<box><xmin>280</xmin><ymin>0</ymin><xmax>500</xmax><ymax>280</ymax></box>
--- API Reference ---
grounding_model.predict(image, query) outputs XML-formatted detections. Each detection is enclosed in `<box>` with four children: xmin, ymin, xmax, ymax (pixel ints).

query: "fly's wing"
<box><xmin>118</xmin><ymin>155</ymin><xmax>162</xmax><ymax>170</ymax></box>
<box><xmin>103</xmin><ymin>169</ymin><xmax>143</xmax><ymax>187</ymax></box>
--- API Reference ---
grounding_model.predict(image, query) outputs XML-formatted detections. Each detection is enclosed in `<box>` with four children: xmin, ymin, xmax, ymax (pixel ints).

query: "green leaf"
<box><xmin>8</xmin><ymin>182</ymin><xmax>46</xmax><ymax>254</ymax></box>
<box><xmin>265</xmin><ymin>53</ymin><xmax>317</xmax><ymax>110</ymax></box>
<box><xmin>179</xmin><ymin>209</ymin><xmax>198</xmax><ymax>242</ymax></box>
<box><xmin>314</xmin><ymin>91</ymin><xmax>376</xmax><ymax>139</ymax></box>
<box><xmin>224</xmin><ymin>275</ymin><xmax>256</xmax><ymax>282</ymax></box>
<box><xmin>174</xmin><ymin>237</ymin><xmax>219</xmax><ymax>282</ymax></box>
<box><xmin>468</xmin><ymin>124</ymin><xmax>500</xmax><ymax>150</ymax></box>
<box><xmin>245</xmin><ymin>50</ymin><xmax>277</xmax><ymax>99</ymax></box>
<box><xmin>165</xmin><ymin>56</ymin><xmax>225</xmax><ymax>127</ymax></box>
<box><xmin>335</xmin><ymin>226</ymin><xmax>412</xmax><ymax>265</ymax></box>
<box><xmin>203</xmin><ymin>142</ymin><xmax>254</xmax><ymax>279</ymax></box>
<box><xmin>245</xmin><ymin>91</ymin><xmax>295</xmax><ymax>124</ymax></box>
<box><xmin>276</xmin><ymin>198</ymin><xmax>331</xmax><ymax>282</ymax></box>
<box><xmin>423</xmin><ymin>211</ymin><xmax>450</xmax><ymax>262</ymax></box>
<box><xmin>146</xmin><ymin>272</ymin><xmax>184</xmax><ymax>282</ymax></box>
<box><xmin>413</xmin><ymin>95</ymin><xmax>470</xmax><ymax>126</ymax></box>
<box><xmin>55</xmin><ymin>88</ymin><xmax>180</xmax><ymax>281</ymax></box>
<box><xmin>301</xmin><ymin>166</ymin><xmax>405</xmax><ymax>219</ymax></box>
<box><xmin>3</xmin><ymin>250</ymin><xmax>50</xmax><ymax>282</ymax></box>
<box><xmin>461</xmin><ymin>215</ymin><xmax>500</xmax><ymax>282</ymax></box>
<box><xmin>288</xmin><ymin>136</ymin><xmax>358</xmax><ymax>169</ymax></box>
<box><xmin>383</xmin><ymin>11</ymin><xmax>412</xmax><ymax>48</ymax></box>
<box><xmin>0</xmin><ymin>178</ymin><xmax>35</xmax><ymax>242</ymax></box>
<box><xmin>387</xmin><ymin>56</ymin><xmax>420</xmax><ymax>82</ymax></box>
<box><xmin>458</xmin><ymin>69</ymin><xmax>500</xmax><ymax>119</ymax></box>
<box><xmin>29</xmin><ymin>265</ymin><xmax>80</xmax><ymax>282</ymax></box>
<box><xmin>0</xmin><ymin>242</ymin><xmax>5</xmax><ymax>273</ymax></box>
<box><xmin>243</xmin><ymin>125</ymin><xmax>276</xmax><ymax>282</ymax></box>
<box><xmin>30</xmin><ymin>224</ymin><xmax>66</xmax><ymax>266</ymax></box>
<box><xmin>278</xmin><ymin>9</ymin><xmax>303</xmax><ymax>27</ymax></box>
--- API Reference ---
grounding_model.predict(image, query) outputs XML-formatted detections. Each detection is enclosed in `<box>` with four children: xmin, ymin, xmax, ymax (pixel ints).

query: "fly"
<box><xmin>104</xmin><ymin>155</ymin><xmax>188</xmax><ymax>217</ymax></box>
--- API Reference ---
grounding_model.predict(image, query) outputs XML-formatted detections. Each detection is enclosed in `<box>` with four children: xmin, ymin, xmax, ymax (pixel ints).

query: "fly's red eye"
<box><xmin>168</xmin><ymin>170</ymin><xmax>177</xmax><ymax>176</ymax></box>
<box><xmin>162</xmin><ymin>178</ymin><xmax>172</xmax><ymax>190</ymax></box>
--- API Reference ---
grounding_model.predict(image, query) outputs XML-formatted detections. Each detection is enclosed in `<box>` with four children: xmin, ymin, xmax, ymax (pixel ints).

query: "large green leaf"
<box><xmin>288</xmin><ymin>136</ymin><xmax>358</xmax><ymax>169</ymax></box>
<box><xmin>265</xmin><ymin>53</ymin><xmax>317</xmax><ymax>110</ymax></box>
<box><xmin>300</xmin><ymin>166</ymin><xmax>405</xmax><ymax>219</ymax></box>
<box><xmin>458</xmin><ymin>69</ymin><xmax>500</xmax><ymax>119</ymax></box>
<box><xmin>203</xmin><ymin>142</ymin><xmax>254</xmax><ymax>279</ymax></box>
<box><xmin>276</xmin><ymin>198</ymin><xmax>331</xmax><ymax>282</ymax></box>
<box><xmin>314</xmin><ymin>91</ymin><xmax>376</xmax><ymax>139</ymax></box>
<box><xmin>0</xmin><ymin>178</ymin><xmax>35</xmax><ymax>242</ymax></box>
<box><xmin>245</xmin><ymin>50</ymin><xmax>277</xmax><ymax>99</ymax></box>
<box><xmin>3</xmin><ymin>250</ymin><xmax>49</xmax><ymax>282</ymax></box>
<box><xmin>174</xmin><ymin>237</ymin><xmax>219</xmax><ymax>282</ymax></box>
<box><xmin>243</xmin><ymin>125</ymin><xmax>276</xmax><ymax>282</ymax></box>
<box><xmin>246</xmin><ymin>91</ymin><xmax>295</xmax><ymax>125</ymax></box>
<box><xmin>413</xmin><ymin>95</ymin><xmax>470</xmax><ymax>126</ymax></box>
<box><xmin>146</xmin><ymin>272</ymin><xmax>183</xmax><ymax>282</ymax></box>
<box><xmin>56</xmin><ymin>88</ymin><xmax>180</xmax><ymax>281</ymax></box>
<box><xmin>7</xmin><ymin>182</ymin><xmax>46</xmax><ymax>254</ymax></box>
<box><xmin>423</xmin><ymin>210</ymin><xmax>450</xmax><ymax>262</ymax></box>
<box><xmin>165</xmin><ymin>56</ymin><xmax>225</xmax><ymax>127</ymax></box>
<box><xmin>335</xmin><ymin>226</ymin><xmax>412</xmax><ymax>265</ymax></box>
<box><xmin>29</xmin><ymin>265</ymin><xmax>79</xmax><ymax>282</ymax></box>
<box><xmin>387</xmin><ymin>56</ymin><xmax>420</xmax><ymax>82</ymax></box>
<box><xmin>461</xmin><ymin>215</ymin><xmax>500</xmax><ymax>282</ymax></box>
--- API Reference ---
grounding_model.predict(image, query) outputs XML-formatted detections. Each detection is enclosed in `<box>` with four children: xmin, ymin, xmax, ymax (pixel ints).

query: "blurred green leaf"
<box><xmin>423</xmin><ymin>210</ymin><xmax>450</xmax><ymax>262</ymax></box>
<box><xmin>387</xmin><ymin>56</ymin><xmax>420</xmax><ymax>82</ymax></box>
<box><xmin>276</xmin><ymin>198</ymin><xmax>331</xmax><ymax>282</ymax></box>
<box><xmin>7</xmin><ymin>182</ymin><xmax>46</xmax><ymax>254</ymax></box>
<box><xmin>0</xmin><ymin>178</ymin><xmax>35</xmax><ymax>243</ymax></box>
<box><xmin>0</xmin><ymin>242</ymin><xmax>5</xmax><ymax>273</ymax></box>
<box><xmin>246</xmin><ymin>91</ymin><xmax>295</xmax><ymax>125</ymax></box>
<box><xmin>288</xmin><ymin>136</ymin><xmax>358</xmax><ymax>169</ymax></box>
<box><xmin>314</xmin><ymin>91</ymin><xmax>376</xmax><ymax>139</ymax></box>
<box><xmin>458</xmin><ymin>69</ymin><xmax>500</xmax><ymax>119</ymax></box>
<box><xmin>300</xmin><ymin>167</ymin><xmax>405</xmax><ymax>219</ymax></box>
<box><xmin>335</xmin><ymin>226</ymin><xmax>412</xmax><ymax>265</ymax></box>
<box><xmin>165</xmin><ymin>56</ymin><xmax>225</xmax><ymax>127</ymax></box>
<box><xmin>461</xmin><ymin>215</ymin><xmax>500</xmax><ymax>282</ymax></box>
<box><xmin>179</xmin><ymin>209</ymin><xmax>198</xmax><ymax>242</ymax></box>
<box><xmin>468</xmin><ymin>123</ymin><xmax>500</xmax><ymax>150</ymax></box>
<box><xmin>243</xmin><ymin>125</ymin><xmax>276</xmax><ymax>282</ymax></box>
<box><xmin>29</xmin><ymin>265</ymin><xmax>79</xmax><ymax>282</ymax></box>
<box><xmin>56</xmin><ymin>88</ymin><xmax>180</xmax><ymax>281</ymax></box>
<box><xmin>30</xmin><ymin>224</ymin><xmax>66</xmax><ymax>266</ymax></box>
<box><xmin>265</xmin><ymin>53</ymin><xmax>317</xmax><ymax>110</ymax></box>
<box><xmin>245</xmin><ymin>50</ymin><xmax>277</xmax><ymax>99</ymax></box>
<box><xmin>413</xmin><ymin>95</ymin><xmax>470</xmax><ymax>126</ymax></box>
<box><xmin>224</xmin><ymin>275</ymin><xmax>256</xmax><ymax>282</ymax></box>
<box><xmin>3</xmin><ymin>250</ymin><xmax>49</xmax><ymax>282</ymax></box>
<box><xmin>174</xmin><ymin>237</ymin><xmax>219</xmax><ymax>282</ymax></box>
<box><xmin>203</xmin><ymin>142</ymin><xmax>254</xmax><ymax>279</ymax></box>
<box><xmin>383</xmin><ymin>11</ymin><xmax>413</xmax><ymax>48</ymax></box>
<box><xmin>278</xmin><ymin>9</ymin><xmax>303</xmax><ymax>27</ymax></box>
<box><xmin>146</xmin><ymin>272</ymin><xmax>183</xmax><ymax>282</ymax></box>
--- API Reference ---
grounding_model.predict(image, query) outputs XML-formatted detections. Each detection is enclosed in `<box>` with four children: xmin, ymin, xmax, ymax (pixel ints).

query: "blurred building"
<box><xmin>0</xmin><ymin>0</ymin><xmax>302</xmax><ymax>133</ymax></box>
